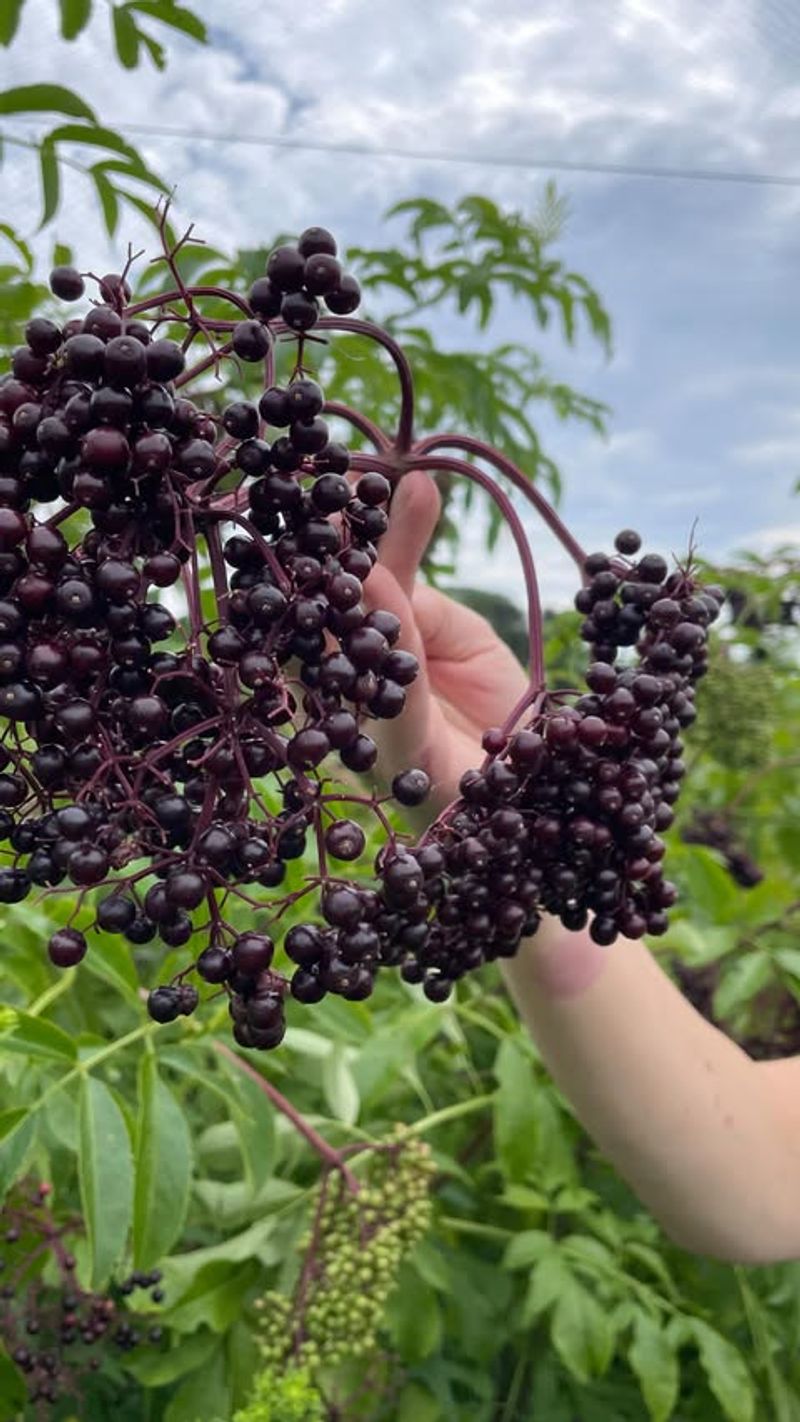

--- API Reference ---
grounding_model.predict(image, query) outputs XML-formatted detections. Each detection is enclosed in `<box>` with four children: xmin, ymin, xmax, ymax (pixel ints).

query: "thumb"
<box><xmin>375</xmin><ymin>469</ymin><xmax>440</xmax><ymax>600</ymax></box>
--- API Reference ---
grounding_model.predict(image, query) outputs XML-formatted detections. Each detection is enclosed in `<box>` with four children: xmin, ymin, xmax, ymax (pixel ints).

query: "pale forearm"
<box><xmin>501</xmin><ymin>919</ymin><xmax>800</xmax><ymax>1265</ymax></box>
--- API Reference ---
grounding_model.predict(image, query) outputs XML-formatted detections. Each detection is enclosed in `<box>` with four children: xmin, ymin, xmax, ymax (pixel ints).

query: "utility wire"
<box><xmin>8</xmin><ymin>114</ymin><xmax>800</xmax><ymax>189</ymax></box>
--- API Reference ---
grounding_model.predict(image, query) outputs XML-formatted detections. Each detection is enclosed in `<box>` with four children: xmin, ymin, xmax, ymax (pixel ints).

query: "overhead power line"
<box><xmin>9</xmin><ymin>115</ymin><xmax>800</xmax><ymax>189</ymax></box>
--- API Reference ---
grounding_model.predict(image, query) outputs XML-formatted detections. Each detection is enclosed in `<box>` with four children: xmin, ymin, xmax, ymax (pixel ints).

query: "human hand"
<box><xmin>363</xmin><ymin>470</ymin><xmax>529</xmax><ymax>814</ymax></box>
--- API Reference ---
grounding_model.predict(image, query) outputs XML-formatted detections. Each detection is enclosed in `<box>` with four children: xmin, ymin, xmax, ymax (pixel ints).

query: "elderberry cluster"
<box><xmin>256</xmin><ymin>1132</ymin><xmax>434</xmax><ymax>1375</ymax></box>
<box><xmin>0</xmin><ymin>225</ymin><xmax>435</xmax><ymax>1049</ymax></box>
<box><xmin>371</xmin><ymin>529</ymin><xmax>724</xmax><ymax>998</ymax></box>
<box><xmin>0</xmin><ymin>1181</ymin><xmax>162</xmax><ymax>1408</ymax></box>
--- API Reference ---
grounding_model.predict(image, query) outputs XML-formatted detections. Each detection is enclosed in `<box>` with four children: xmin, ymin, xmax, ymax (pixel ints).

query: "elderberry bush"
<box><xmin>0</xmin><ymin>1181</ymin><xmax>163</xmax><ymax>1409</ymax></box>
<box><xmin>0</xmin><ymin>211</ymin><xmax>722</xmax><ymax>1050</ymax></box>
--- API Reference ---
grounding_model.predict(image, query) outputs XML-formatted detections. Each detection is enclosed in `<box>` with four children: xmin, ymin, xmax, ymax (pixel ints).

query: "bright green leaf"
<box><xmin>0</xmin><ymin>84</ymin><xmax>96</xmax><ymax>119</ymax></box>
<box><xmin>493</xmin><ymin>1036</ymin><xmax>539</xmax><ymax>1182</ymax></box>
<box><xmin>628</xmin><ymin>1311</ymin><xmax>680</xmax><ymax>1422</ymax></box>
<box><xmin>78</xmin><ymin>1075</ymin><xmax>134</xmax><ymax>1287</ymax></box>
<box><xmin>133</xmin><ymin>1055</ymin><xmax>193</xmax><ymax>1270</ymax></box>
<box><xmin>59</xmin><ymin>0</ymin><xmax>92</xmax><ymax>39</ymax></box>
<box><xmin>81</xmin><ymin>930</ymin><xmax>139</xmax><ymax>1003</ymax></box>
<box><xmin>92</xmin><ymin>167</ymin><xmax>120</xmax><ymax>235</ymax></box>
<box><xmin>323</xmin><ymin>1042</ymin><xmax>359</xmax><ymax>1125</ymax></box>
<box><xmin>522</xmin><ymin>1253</ymin><xmax>573</xmax><ymax>1328</ymax></box>
<box><xmin>550</xmin><ymin>1276</ymin><xmax>616</xmax><ymax>1383</ymax></box>
<box><xmin>2</xmin><ymin>1010</ymin><xmax>76</xmax><ymax>1061</ymax></box>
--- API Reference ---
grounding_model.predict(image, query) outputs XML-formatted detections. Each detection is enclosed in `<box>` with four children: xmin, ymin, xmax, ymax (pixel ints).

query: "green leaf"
<box><xmin>220</xmin><ymin>1061</ymin><xmax>276</xmax><ymax>1192</ymax></box>
<box><xmin>125</xmin><ymin>1327</ymin><xmax>217</xmax><ymax>1386</ymax></box>
<box><xmin>138</xmin><ymin>28</ymin><xmax>166</xmax><ymax>68</ymax></box>
<box><xmin>712</xmin><ymin>950</ymin><xmax>772</xmax><ymax>1020</ymax></box>
<box><xmin>133</xmin><ymin>1055</ymin><xmax>193</xmax><ymax>1270</ymax></box>
<box><xmin>353</xmin><ymin>1005</ymin><xmax>442</xmax><ymax>1105</ymax></box>
<box><xmin>397</xmin><ymin>1381</ymin><xmax>442</xmax><ymax>1422</ymax></box>
<box><xmin>690</xmin><ymin>1320</ymin><xmax>755</xmax><ymax>1422</ymax></box>
<box><xmin>503</xmin><ymin>1229</ymin><xmax>553</xmax><ymax>1271</ymax></box>
<box><xmin>52</xmin><ymin>240</ymin><xmax>72</xmax><ymax>266</ymax></box>
<box><xmin>550</xmin><ymin>1276</ymin><xmax>616</xmax><ymax>1382</ymax></box>
<box><xmin>78</xmin><ymin>1075</ymin><xmax>134</xmax><ymax>1287</ymax></box>
<box><xmin>0</xmin><ymin>0</ymin><xmax>25</xmax><ymax>46</ymax></box>
<box><xmin>385</xmin><ymin>1262</ymin><xmax>442</xmax><ymax>1362</ymax></box>
<box><xmin>0</xmin><ymin>1348</ymin><xmax>26</xmax><ymax>1418</ymax></box>
<box><xmin>91</xmin><ymin>167</ymin><xmax>120</xmax><ymax>236</ymax></box>
<box><xmin>0</xmin><ymin>222</ymin><xmax>33</xmax><ymax>270</ymax></box>
<box><xmin>81</xmin><ymin>930</ymin><xmax>139</xmax><ymax>1003</ymax></box>
<box><xmin>59</xmin><ymin>0</ymin><xmax>92</xmax><ymax>39</ymax></box>
<box><xmin>323</xmin><ymin>1042</ymin><xmax>359</xmax><ymax>1124</ymax></box>
<box><xmin>165</xmin><ymin>1259</ymin><xmax>260</xmax><ymax>1334</ymax></box>
<box><xmin>493</xmin><ymin>1036</ymin><xmax>539</xmax><ymax>1182</ymax></box>
<box><xmin>47</xmin><ymin>122</ymin><xmax>143</xmax><ymax>162</ymax></box>
<box><xmin>628</xmin><ymin>1311</ymin><xmax>680</xmax><ymax>1422</ymax></box>
<box><xmin>38</xmin><ymin>139</ymin><xmax>60</xmax><ymax>228</ymax></box>
<box><xmin>112</xmin><ymin>5</ymin><xmax>140</xmax><ymax>66</ymax></box>
<box><xmin>521</xmin><ymin>1253</ymin><xmax>573</xmax><ymax>1328</ymax></box>
<box><xmin>163</xmin><ymin>1343</ymin><xmax>228</xmax><ymax>1422</ymax></box>
<box><xmin>0</xmin><ymin>1108</ymin><xmax>34</xmax><ymax>1200</ymax></box>
<box><xmin>0</xmin><ymin>84</ymin><xmax>96</xmax><ymax>119</ymax></box>
<box><xmin>128</xmin><ymin>0</ymin><xmax>207</xmax><ymax>42</ymax></box>
<box><xmin>2</xmin><ymin>1010</ymin><xmax>76</xmax><ymax>1061</ymax></box>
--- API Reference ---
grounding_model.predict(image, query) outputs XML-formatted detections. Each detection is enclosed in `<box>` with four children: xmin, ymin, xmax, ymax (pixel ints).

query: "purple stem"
<box><xmin>413</xmin><ymin>432</ymin><xmax>588</xmax><ymax>577</ymax></box>
<box><xmin>349</xmin><ymin>451</ymin><xmax>546</xmax><ymax>689</ymax></box>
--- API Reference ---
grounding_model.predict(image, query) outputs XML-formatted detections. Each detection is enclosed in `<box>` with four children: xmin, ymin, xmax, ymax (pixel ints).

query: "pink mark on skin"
<box><xmin>530</xmin><ymin>927</ymin><xmax>612</xmax><ymax>999</ymax></box>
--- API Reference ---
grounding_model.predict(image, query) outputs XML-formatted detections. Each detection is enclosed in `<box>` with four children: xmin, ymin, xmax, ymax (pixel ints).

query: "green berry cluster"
<box><xmin>255</xmin><ymin>1131</ymin><xmax>435</xmax><ymax>1376</ymax></box>
<box><xmin>231</xmin><ymin>1365</ymin><xmax>324</xmax><ymax>1422</ymax></box>
<box><xmin>694</xmin><ymin>651</ymin><xmax>777</xmax><ymax>773</ymax></box>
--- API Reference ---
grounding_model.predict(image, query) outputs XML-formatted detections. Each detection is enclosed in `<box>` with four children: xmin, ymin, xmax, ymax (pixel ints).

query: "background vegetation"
<box><xmin>1</xmin><ymin>8</ymin><xmax>800</xmax><ymax>1420</ymax></box>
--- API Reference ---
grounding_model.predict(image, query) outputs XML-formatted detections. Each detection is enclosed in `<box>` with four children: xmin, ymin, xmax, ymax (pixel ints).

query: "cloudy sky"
<box><xmin>5</xmin><ymin>0</ymin><xmax>800</xmax><ymax>607</ymax></box>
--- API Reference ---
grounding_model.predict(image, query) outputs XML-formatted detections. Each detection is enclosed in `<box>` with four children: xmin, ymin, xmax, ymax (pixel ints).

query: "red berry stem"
<box><xmin>213</xmin><ymin>1039</ymin><xmax>360</xmax><ymax>1190</ymax></box>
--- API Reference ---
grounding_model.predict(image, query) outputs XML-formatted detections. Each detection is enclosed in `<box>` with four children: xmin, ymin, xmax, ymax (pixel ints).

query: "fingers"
<box><xmin>376</xmin><ymin>469</ymin><xmax>441</xmax><ymax>600</ymax></box>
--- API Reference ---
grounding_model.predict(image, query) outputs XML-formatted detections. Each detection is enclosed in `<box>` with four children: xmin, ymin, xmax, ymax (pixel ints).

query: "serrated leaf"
<box><xmin>493</xmin><ymin>1036</ymin><xmax>539</xmax><ymax>1182</ymax></box>
<box><xmin>0</xmin><ymin>84</ymin><xmax>95</xmax><ymax>119</ymax></box>
<box><xmin>78</xmin><ymin>1075</ymin><xmax>134</xmax><ymax>1287</ymax></box>
<box><xmin>323</xmin><ymin>1041</ymin><xmax>359</xmax><ymax>1125</ymax></box>
<box><xmin>0</xmin><ymin>0</ymin><xmax>25</xmax><ymax>46</ymax></box>
<box><xmin>133</xmin><ymin>1055</ymin><xmax>193</xmax><ymax>1270</ymax></box>
<box><xmin>690</xmin><ymin>1320</ymin><xmax>754</xmax><ymax>1422</ymax></box>
<box><xmin>550</xmin><ymin>1276</ymin><xmax>616</xmax><ymax>1382</ymax></box>
<box><xmin>628</xmin><ymin>1311</ymin><xmax>680</xmax><ymax>1422</ymax></box>
<box><xmin>112</xmin><ymin>5</ymin><xmax>140</xmax><ymax>66</ymax></box>
<box><xmin>59</xmin><ymin>0</ymin><xmax>91</xmax><ymax>39</ymax></box>
<box><xmin>38</xmin><ymin>139</ymin><xmax>60</xmax><ymax>228</ymax></box>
